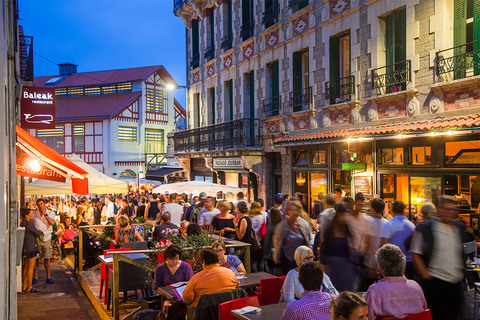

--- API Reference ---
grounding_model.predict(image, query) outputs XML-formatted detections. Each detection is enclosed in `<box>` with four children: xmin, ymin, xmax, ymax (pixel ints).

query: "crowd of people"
<box><xmin>20</xmin><ymin>189</ymin><xmax>473</xmax><ymax>319</ymax></box>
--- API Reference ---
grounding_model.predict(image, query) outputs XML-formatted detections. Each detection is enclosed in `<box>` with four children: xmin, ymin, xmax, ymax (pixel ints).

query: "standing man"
<box><xmin>198</xmin><ymin>196</ymin><xmax>220</xmax><ymax>226</ymax></box>
<box><xmin>33</xmin><ymin>198</ymin><xmax>56</xmax><ymax>284</ymax></box>
<box><xmin>105</xmin><ymin>196</ymin><xmax>115</xmax><ymax>223</ymax></box>
<box><xmin>162</xmin><ymin>192</ymin><xmax>183</xmax><ymax>226</ymax></box>
<box><xmin>411</xmin><ymin>196</ymin><xmax>465</xmax><ymax>320</ymax></box>
<box><xmin>185</xmin><ymin>194</ymin><xmax>205</xmax><ymax>223</ymax></box>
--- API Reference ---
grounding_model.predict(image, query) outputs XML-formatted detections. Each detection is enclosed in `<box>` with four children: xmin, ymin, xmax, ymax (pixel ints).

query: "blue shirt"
<box><xmin>225</xmin><ymin>255</ymin><xmax>242</xmax><ymax>275</ymax></box>
<box><xmin>380</xmin><ymin>215</ymin><xmax>415</xmax><ymax>262</ymax></box>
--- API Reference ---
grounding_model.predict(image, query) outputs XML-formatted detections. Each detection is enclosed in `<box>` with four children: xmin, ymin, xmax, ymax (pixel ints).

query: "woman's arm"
<box><xmin>27</xmin><ymin>221</ymin><xmax>43</xmax><ymax>238</ymax></box>
<box><xmin>235</xmin><ymin>218</ymin><xmax>247</xmax><ymax>239</ymax></box>
<box><xmin>135</xmin><ymin>229</ymin><xmax>144</xmax><ymax>241</ymax></box>
<box><xmin>235</xmin><ymin>262</ymin><xmax>247</xmax><ymax>275</ymax></box>
<box><xmin>144</xmin><ymin>203</ymin><xmax>150</xmax><ymax>219</ymax></box>
<box><xmin>282</xmin><ymin>272</ymin><xmax>297</xmax><ymax>302</ymax></box>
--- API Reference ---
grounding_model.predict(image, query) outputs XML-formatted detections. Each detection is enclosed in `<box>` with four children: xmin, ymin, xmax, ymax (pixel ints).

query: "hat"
<box><xmin>274</xmin><ymin>193</ymin><xmax>284</xmax><ymax>204</ymax></box>
<box><xmin>199</xmin><ymin>192</ymin><xmax>208</xmax><ymax>199</ymax></box>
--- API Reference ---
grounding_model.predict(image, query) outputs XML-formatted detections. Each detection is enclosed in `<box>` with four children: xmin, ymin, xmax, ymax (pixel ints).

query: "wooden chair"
<box><xmin>219</xmin><ymin>296</ymin><xmax>260</xmax><ymax>320</ymax></box>
<box><xmin>252</xmin><ymin>276</ymin><xmax>286</xmax><ymax>306</ymax></box>
<box><xmin>379</xmin><ymin>309</ymin><xmax>432</xmax><ymax>320</ymax></box>
<box><xmin>99</xmin><ymin>248</ymin><xmax>131</xmax><ymax>304</ymax></box>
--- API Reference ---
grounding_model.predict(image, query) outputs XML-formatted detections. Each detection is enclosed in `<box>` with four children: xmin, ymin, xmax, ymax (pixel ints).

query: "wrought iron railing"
<box><xmin>190</xmin><ymin>54</ymin><xmax>200</xmax><ymax>69</ymax></box>
<box><xmin>240</xmin><ymin>20</ymin><xmax>254</xmax><ymax>40</ymax></box>
<box><xmin>289</xmin><ymin>0</ymin><xmax>308</xmax><ymax>11</ymax></box>
<box><xmin>263</xmin><ymin>96</ymin><xmax>282</xmax><ymax>118</ymax></box>
<box><xmin>173</xmin><ymin>0</ymin><xmax>187</xmax><ymax>12</ymax></box>
<box><xmin>262</xmin><ymin>4</ymin><xmax>280</xmax><ymax>26</ymax></box>
<box><xmin>371</xmin><ymin>60</ymin><xmax>411</xmax><ymax>93</ymax></box>
<box><xmin>174</xmin><ymin>118</ymin><xmax>261</xmax><ymax>153</ymax></box>
<box><xmin>221</xmin><ymin>33</ymin><xmax>233</xmax><ymax>51</ymax></box>
<box><xmin>289</xmin><ymin>87</ymin><xmax>312</xmax><ymax>112</ymax></box>
<box><xmin>436</xmin><ymin>40</ymin><xmax>480</xmax><ymax>79</ymax></box>
<box><xmin>145</xmin><ymin>153</ymin><xmax>167</xmax><ymax>169</ymax></box>
<box><xmin>204</xmin><ymin>45</ymin><xmax>214</xmax><ymax>61</ymax></box>
<box><xmin>325</xmin><ymin>75</ymin><xmax>355</xmax><ymax>104</ymax></box>
<box><xmin>19</xmin><ymin>35</ymin><xmax>34</xmax><ymax>82</ymax></box>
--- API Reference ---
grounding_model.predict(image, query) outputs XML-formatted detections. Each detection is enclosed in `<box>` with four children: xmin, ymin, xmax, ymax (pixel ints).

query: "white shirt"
<box><xmin>106</xmin><ymin>202</ymin><xmax>115</xmax><ymax>218</ymax></box>
<box><xmin>346</xmin><ymin>212</ymin><xmax>371</xmax><ymax>252</ymax></box>
<box><xmin>318</xmin><ymin>208</ymin><xmax>335</xmax><ymax>241</ymax></box>
<box><xmin>162</xmin><ymin>203</ymin><xmax>184</xmax><ymax>226</ymax></box>
<box><xmin>198</xmin><ymin>208</ymin><xmax>221</xmax><ymax>225</ymax></box>
<box><xmin>365</xmin><ymin>217</ymin><xmax>387</xmax><ymax>268</ymax></box>
<box><xmin>33</xmin><ymin>209</ymin><xmax>55</xmax><ymax>241</ymax></box>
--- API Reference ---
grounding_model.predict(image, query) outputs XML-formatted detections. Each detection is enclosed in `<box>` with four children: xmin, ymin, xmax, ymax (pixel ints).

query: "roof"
<box><xmin>35</xmin><ymin>65</ymin><xmax>178</xmax><ymax>88</ymax></box>
<box><xmin>174</xmin><ymin>98</ymin><xmax>186</xmax><ymax>116</ymax></box>
<box><xmin>55</xmin><ymin>92</ymin><xmax>141</xmax><ymax>120</ymax></box>
<box><xmin>275</xmin><ymin>114</ymin><xmax>480</xmax><ymax>144</ymax></box>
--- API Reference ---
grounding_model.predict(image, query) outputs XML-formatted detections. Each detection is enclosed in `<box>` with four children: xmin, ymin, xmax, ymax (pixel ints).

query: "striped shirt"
<box><xmin>280</xmin><ymin>291</ymin><xmax>332</xmax><ymax>320</ymax></box>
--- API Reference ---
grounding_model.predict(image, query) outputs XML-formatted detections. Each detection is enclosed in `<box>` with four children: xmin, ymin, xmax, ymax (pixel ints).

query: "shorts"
<box><xmin>23</xmin><ymin>248</ymin><xmax>39</xmax><ymax>259</ymax></box>
<box><xmin>37</xmin><ymin>238</ymin><xmax>52</xmax><ymax>259</ymax></box>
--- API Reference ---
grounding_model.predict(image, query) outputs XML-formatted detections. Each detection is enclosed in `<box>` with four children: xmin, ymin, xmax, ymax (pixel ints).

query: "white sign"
<box><xmin>213</xmin><ymin>158</ymin><xmax>243</xmax><ymax>170</ymax></box>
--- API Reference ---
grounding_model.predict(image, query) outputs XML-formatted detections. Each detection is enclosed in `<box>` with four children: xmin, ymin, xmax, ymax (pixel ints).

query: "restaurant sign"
<box><xmin>15</xmin><ymin>147</ymin><xmax>66</xmax><ymax>182</ymax></box>
<box><xmin>21</xmin><ymin>86</ymin><xmax>56</xmax><ymax>129</ymax></box>
<box><xmin>213</xmin><ymin>158</ymin><xmax>244</xmax><ymax>170</ymax></box>
<box><xmin>342</xmin><ymin>163</ymin><xmax>366</xmax><ymax>170</ymax></box>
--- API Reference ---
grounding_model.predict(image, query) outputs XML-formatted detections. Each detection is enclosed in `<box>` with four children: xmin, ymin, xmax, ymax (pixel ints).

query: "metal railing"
<box><xmin>436</xmin><ymin>40</ymin><xmax>480</xmax><ymax>79</ymax></box>
<box><xmin>325</xmin><ymin>75</ymin><xmax>355</xmax><ymax>104</ymax></box>
<box><xmin>262</xmin><ymin>96</ymin><xmax>282</xmax><ymax>118</ymax></box>
<box><xmin>240</xmin><ymin>20</ymin><xmax>254</xmax><ymax>40</ymax></box>
<box><xmin>19</xmin><ymin>35</ymin><xmax>34</xmax><ymax>82</ymax></box>
<box><xmin>289</xmin><ymin>0</ymin><xmax>308</xmax><ymax>11</ymax></box>
<box><xmin>371</xmin><ymin>60</ymin><xmax>411</xmax><ymax>93</ymax></box>
<box><xmin>173</xmin><ymin>118</ymin><xmax>261</xmax><ymax>153</ymax></box>
<box><xmin>173</xmin><ymin>0</ymin><xmax>187</xmax><ymax>12</ymax></box>
<box><xmin>190</xmin><ymin>54</ymin><xmax>200</xmax><ymax>69</ymax></box>
<box><xmin>221</xmin><ymin>33</ymin><xmax>233</xmax><ymax>51</ymax></box>
<box><xmin>262</xmin><ymin>4</ymin><xmax>280</xmax><ymax>26</ymax></box>
<box><xmin>145</xmin><ymin>153</ymin><xmax>167</xmax><ymax>169</ymax></box>
<box><xmin>204</xmin><ymin>45</ymin><xmax>214</xmax><ymax>61</ymax></box>
<box><xmin>289</xmin><ymin>87</ymin><xmax>312</xmax><ymax>112</ymax></box>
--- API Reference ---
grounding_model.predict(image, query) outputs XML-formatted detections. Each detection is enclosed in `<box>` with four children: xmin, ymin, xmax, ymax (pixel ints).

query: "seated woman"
<box><xmin>281</xmin><ymin>245</ymin><xmax>338</xmax><ymax>302</ymax></box>
<box><xmin>114</xmin><ymin>216</ymin><xmax>143</xmax><ymax>245</ymax></box>
<box><xmin>153</xmin><ymin>245</ymin><xmax>194</xmax><ymax>290</ymax></box>
<box><xmin>211</xmin><ymin>240</ymin><xmax>246</xmax><ymax>276</ymax></box>
<box><xmin>365</xmin><ymin>244</ymin><xmax>427</xmax><ymax>320</ymax></box>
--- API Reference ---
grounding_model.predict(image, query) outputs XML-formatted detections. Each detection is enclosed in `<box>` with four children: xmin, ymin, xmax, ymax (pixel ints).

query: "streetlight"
<box><xmin>166</xmin><ymin>83</ymin><xmax>188</xmax><ymax>90</ymax></box>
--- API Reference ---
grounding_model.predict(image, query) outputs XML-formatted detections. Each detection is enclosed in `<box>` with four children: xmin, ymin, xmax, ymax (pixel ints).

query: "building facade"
<box><xmin>174</xmin><ymin>0</ymin><xmax>480</xmax><ymax>215</ymax></box>
<box><xmin>32</xmin><ymin>65</ymin><xmax>185</xmax><ymax>181</ymax></box>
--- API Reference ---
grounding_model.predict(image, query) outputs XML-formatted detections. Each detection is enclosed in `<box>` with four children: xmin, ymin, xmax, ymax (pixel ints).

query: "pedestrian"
<box><xmin>21</xmin><ymin>207</ymin><xmax>42</xmax><ymax>292</ymax></box>
<box><xmin>162</xmin><ymin>192</ymin><xmax>183</xmax><ymax>226</ymax></box>
<box><xmin>33</xmin><ymin>198</ymin><xmax>56</xmax><ymax>284</ymax></box>
<box><xmin>145</xmin><ymin>193</ymin><xmax>161</xmax><ymax>221</ymax></box>
<box><xmin>198</xmin><ymin>196</ymin><xmax>220</xmax><ymax>226</ymax></box>
<box><xmin>135</xmin><ymin>196</ymin><xmax>147</xmax><ymax>219</ymax></box>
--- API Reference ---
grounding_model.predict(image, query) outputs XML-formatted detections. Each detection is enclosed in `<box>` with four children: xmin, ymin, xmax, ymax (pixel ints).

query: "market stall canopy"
<box><xmin>25</xmin><ymin>154</ymin><xmax>128</xmax><ymax>195</ymax></box>
<box><xmin>152</xmin><ymin>181</ymin><xmax>243</xmax><ymax>195</ymax></box>
<box><xmin>145</xmin><ymin>166</ymin><xmax>182</xmax><ymax>182</ymax></box>
<box><xmin>16</xmin><ymin>125</ymin><xmax>89</xmax><ymax>194</ymax></box>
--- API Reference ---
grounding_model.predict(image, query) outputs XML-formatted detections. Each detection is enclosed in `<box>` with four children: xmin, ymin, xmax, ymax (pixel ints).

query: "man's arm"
<box><xmin>412</xmin><ymin>253</ymin><xmax>431</xmax><ymax>280</ymax></box>
<box><xmin>182</xmin><ymin>280</ymin><xmax>195</xmax><ymax>305</ymax></box>
<box><xmin>44</xmin><ymin>211</ymin><xmax>55</xmax><ymax>226</ymax></box>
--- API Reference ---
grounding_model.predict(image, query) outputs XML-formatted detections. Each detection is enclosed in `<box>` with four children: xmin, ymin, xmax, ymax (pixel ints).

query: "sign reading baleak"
<box><xmin>213</xmin><ymin>158</ymin><xmax>243</xmax><ymax>169</ymax></box>
<box><xmin>21</xmin><ymin>86</ymin><xmax>56</xmax><ymax>129</ymax></box>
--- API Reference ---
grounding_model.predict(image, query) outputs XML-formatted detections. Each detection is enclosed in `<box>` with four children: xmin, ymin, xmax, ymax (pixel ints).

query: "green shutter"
<box><xmin>211</xmin><ymin>88</ymin><xmax>215</xmax><ymax>125</ymax></box>
<box><xmin>474</xmin><ymin>0</ymin><xmax>480</xmax><ymax>74</ymax></box>
<box><xmin>196</xmin><ymin>93</ymin><xmax>201</xmax><ymax>128</ymax></box>
<box><xmin>242</xmin><ymin>0</ymin><xmax>250</xmax><ymax>24</ymax></box>
<box><xmin>192</xmin><ymin>19</ymin><xmax>199</xmax><ymax>57</ymax></box>
<box><xmin>454</xmin><ymin>0</ymin><xmax>467</xmax><ymax>79</ymax></box>
<box><xmin>396</xmin><ymin>9</ymin><xmax>407</xmax><ymax>90</ymax></box>
<box><xmin>386</xmin><ymin>12</ymin><xmax>396</xmax><ymax>91</ymax></box>
<box><xmin>293</xmin><ymin>52</ymin><xmax>303</xmax><ymax>111</ymax></box>
<box><xmin>210</xmin><ymin>8</ymin><xmax>215</xmax><ymax>45</ymax></box>
<box><xmin>330</xmin><ymin>36</ymin><xmax>340</xmax><ymax>104</ymax></box>
<box><xmin>228</xmin><ymin>0</ymin><xmax>233</xmax><ymax>35</ymax></box>
<box><xmin>229</xmin><ymin>80</ymin><xmax>233</xmax><ymax>121</ymax></box>
<box><xmin>272</xmin><ymin>61</ymin><xmax>279</xmax><ymax>116</ymax></box>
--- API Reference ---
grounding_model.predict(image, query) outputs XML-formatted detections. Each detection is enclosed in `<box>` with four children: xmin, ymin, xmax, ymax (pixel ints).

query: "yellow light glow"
<box><xmin>430</xmin><ymin>132</ymin><xmax>436</xmax><ymax>136</ymax></box>
<box><xmin>166</xmin><ymin>84</ymin><xmax>176</xmax><ymax>90</ymax></box>
<box><xmin>29</xmin><ymin>159</ymin><xmax>41</xmax><ymax>172</ymax></box>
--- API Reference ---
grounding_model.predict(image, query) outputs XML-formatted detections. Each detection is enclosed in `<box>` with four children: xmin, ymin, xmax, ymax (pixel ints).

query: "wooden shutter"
<box><xmin>210</xmin><ymin>8</ymin><xmax>215</xmax><ymax>45</ymax></box>
<box><xmin>293</xmin><ymin>51</ymin><xmax>302</xmax><ymax>92</ymax></box>
<box><xmin>454</xmin><ymin>0</ymin><xmax>467</xmax><ymax>79</ymax></box>
<box><xmin>330</xmin><ymin>36</ymin><xmax>340</xmax><ymax>103</ymax></box>
<box><xmin>229</xmin><ymin>80</ymin><xmax>233</xmax><ymax>121</ymax></box>
<box><xmin>474</xmin><ymin>0</ymin><xmax>480</xmax><ymax>74</ymax></box>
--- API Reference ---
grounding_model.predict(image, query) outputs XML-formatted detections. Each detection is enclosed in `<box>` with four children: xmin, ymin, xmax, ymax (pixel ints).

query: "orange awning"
<box><xmin>16</xmin><ymin>125</ymin><xmax>89</xmax><ymax>195</ymax></box>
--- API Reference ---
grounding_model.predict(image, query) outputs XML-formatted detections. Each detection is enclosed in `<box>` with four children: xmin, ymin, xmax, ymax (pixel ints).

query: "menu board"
<box><xmin>353</xmin><ymin>176</ymin><xmax>373</xmax><ymax>198</ymax></box>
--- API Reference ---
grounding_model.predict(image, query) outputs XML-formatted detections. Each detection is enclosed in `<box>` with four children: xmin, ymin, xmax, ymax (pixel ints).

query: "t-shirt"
<box><xmin>198</xmin><ymin>208</ymin><xmax>220</xmax><ymax>225</ymax></box>
<box><xmin>380</xmin><ymin>215</ymin><xmax>415</xmax><ymax>262</ymax></box>
<box><xmin>163</xmin><ymin>203</ymin><xmax>183</xmax><ymax>226</ymax></box>
<box><xmin>223</xmin><ymin>255</ymin><xmax>242</xmax><ymax>275</ymax></box>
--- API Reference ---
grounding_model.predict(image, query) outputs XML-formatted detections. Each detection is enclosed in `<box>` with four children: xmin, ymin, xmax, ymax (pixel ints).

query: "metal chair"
<box><xmin>464</xmin><ymin>240</ymin><xmax>478</xmax><ymax>259</ymax></box>
<box><xmin>251</xmin><ymin>276</ymin><xmax>286</xmax><ymax>305</ymax></box>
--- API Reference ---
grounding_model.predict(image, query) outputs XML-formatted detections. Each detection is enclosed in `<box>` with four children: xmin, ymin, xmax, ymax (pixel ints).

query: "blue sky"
<box><xmin>19</xmin><ymin>0</ymin><xmax>187</xmax><ymax>107</ymax></box>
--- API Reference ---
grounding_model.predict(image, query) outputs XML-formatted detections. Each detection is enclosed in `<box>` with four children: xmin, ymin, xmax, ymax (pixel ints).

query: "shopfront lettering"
<box><xmin>23</xmin><ymin>91</ymin><xmax>53</xmax><ymax>100</ymax></box>
<box><xmin>213</xmin><ymin>158</ymin><xmax>243</xmax><ymax>169</ymax></box>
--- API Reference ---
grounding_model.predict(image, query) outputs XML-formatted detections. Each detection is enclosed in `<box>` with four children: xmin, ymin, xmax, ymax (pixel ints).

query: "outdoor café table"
<box><xmin>222</xmin><ymin>238</ymin><xmax>252</xmax><ymax>273</ymax></box>
<box><xmin>156</xmin><ymin>271</ymin><xmax>275</xmax><ymax>300</ymax></box>
<box><xmin>231</xmin><ymin>301</ymin><xmax>289</xmax><ymax>320</ymax></box>
<box><xmin>98</xmin><ymin>253</ymin><xmax>150</xmax><ymax>265</ymax></box>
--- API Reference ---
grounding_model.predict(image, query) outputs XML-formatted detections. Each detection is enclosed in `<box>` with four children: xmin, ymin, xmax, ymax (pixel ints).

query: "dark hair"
<box><xmin>152</xmin><ymin>194</ymin><xmax>158</xmax><ymax>200</ymax></box>
<box><xmin>237</xmin><ymin>192</ymin><xmax>244</xmax><ymax>199</ymax></box>
<box><xmin>170</xmin><ymin>193</ymin><xmax>177</xmax><ymax>200</ymax></box>
<box><xmin>257</xmin><ymin>198</ymin><xmax>264</xmax><ymax>207</ymax></box>
<box><xmin>334</xmin><ymin>202</ymin><xmax>347</xmax><ymax>214</ymax></box>
<box><xmin>20</xmin><ymin>207</ymin><xmax>31</xmax><ymax>220</ymax></box>
<box><xmin>325</xmin><ymin>193</ymin><xmax>336</xmax><ymax>206</ymax></box>
<box><xmin>200</xmin><ymin>248</ymin><xmax>219</xmax><ymax>265</ymax></box>
<box><xmin>392</xmin><ymin>200</ymin><xmax>405</xmax><ymax>214</ymax></box>
<box><xmin>334</xmin><ymin>187</ymin><xmax>342</xmax><ymax>193</ymax></box>
<box><xmin>186</xmin><ymin>223</ymin><xmax>201</xmax><ymax>236</ymax></box>
<box><xmin>36</xmin><ymin>198</ymin><xmax>45</xmax><ymax>205</ymax></box>
<box><xmin>164</xmin><ymin>245</ymin><xmax>183</xmax><ymax>260</ymax></box>
<box><xmin>121</xmin><ymin>198</ymin><xmax>128</xmax><ymax>204</ymax></box>
<box><xmin>274</xmin><ymin>193</ymin><xmax>284</xmax><ymax>205</ymax></box>
<box><xmin>371</xmin><ymin>198</ymin><xmax>385</xmax><ymax>215</ymax></box>
<box><xmin>268</xmin><ymin>207</ymin><xmax>283</xmax><ymax>225</ymax></box>
<box><xmin>298</xmin><ymin>261</ymin><xmax>324</xmax><ymax>291</ymax></box>
<box><xmin>343</xmin><ymin>197</ymin><xmax>354</xmax><ymax>211</ymax></box>
<box><xmin>237</xmin><ymin>201</ymin><xmax>248</xmax><ymax>214</ymax></box>
<box><xmin>140</xmin><ymin>196</ymin><xmax>147</xmax><ymax>204</ymax></box>
<box><xmin>355</xmin><ymin>192</ymin><xmax>365</xmax><ymax>201</ymax></box>
<box><xmin>161</xmin><ymin>212</ymin><xmax>171</xmax><ymax>223</ymax></box>
<box><xmin>330</xmin><ymin>292</ymin><xmax>367</xmax><ymax>320</ymax></box>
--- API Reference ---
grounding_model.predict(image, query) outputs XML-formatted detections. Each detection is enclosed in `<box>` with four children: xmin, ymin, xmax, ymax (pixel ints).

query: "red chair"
<box><xmin>252</xmin><ymin>276</ymin><xmax>286</xmax><ymax>306</ymax></box>
<box><xmin>156</xmin><ymin>239</ymin><xmax>170</xmax><ymax>264</ymax></box>
<box><xmin>379</xmin><ymin>309</ymin><xmax>432</xmax><ymax>320</ymax></box>
<box><xmin>99</xmin><ymin>248</ymin><xmax>131</xmax><ymax>304</ymax></box>
<box><xmin>219</xmin><ymin>296</ymin><xmax>260</xmax><ymax>320</ymax></box>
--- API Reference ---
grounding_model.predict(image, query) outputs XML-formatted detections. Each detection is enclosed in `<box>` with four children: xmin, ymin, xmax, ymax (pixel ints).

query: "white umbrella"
<box><xmin>152</xmin><ymin>180</ymin><xmax>243</xmax><ymax>195</ymax></box>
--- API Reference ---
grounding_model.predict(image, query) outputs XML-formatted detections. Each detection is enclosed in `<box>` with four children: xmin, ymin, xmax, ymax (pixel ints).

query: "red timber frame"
<box><xmin>114</xmin><ymin>97</ymin><xmax>140</xmax><ymax>122</ymax></box>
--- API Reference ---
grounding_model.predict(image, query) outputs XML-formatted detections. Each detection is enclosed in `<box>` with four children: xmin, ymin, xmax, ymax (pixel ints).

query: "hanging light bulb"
<box><xmin>296</xmin><ymin>172</ymin><xmax>306</xmax><ymax>186</ymax></box>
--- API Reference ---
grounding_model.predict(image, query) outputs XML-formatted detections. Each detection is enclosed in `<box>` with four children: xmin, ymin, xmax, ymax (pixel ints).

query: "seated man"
<box><xmin>152</xmin><ymin>212</ymin><xmax>180</xmax><ymax>240</ymax></box>
<box><xmin>280</xmin><ymin>261</ymin><xmax>333</xmax><ymax>320</ymax></box>
<box><xmin>182</xmin><ymin>248</ymin><xmax>239</xmax><ymax>308</ymax></box>
<box><xmin>365</xmin><ymin>244</ymin><xmax>427</xmax><ymax>320</ymax></box>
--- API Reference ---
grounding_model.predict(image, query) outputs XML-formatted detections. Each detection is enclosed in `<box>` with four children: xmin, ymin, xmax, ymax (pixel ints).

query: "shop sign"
<box><xmin>213</xmin><ymin>158</ymin><xmax>243</xmax><ymax>170</ymax></box>
<box><xmin>353</xmin><ymin>176</ymin><xmax>373</xmax><ymax>198</ymax></box>
<box><xmin>342</xmin><ymin>163</ymin><xmax>366</xmax><ymax>170</ymax></box>
<box><xmin>21</xmin><ymin>86</ymin><xmax>56</xmax><ymax>129</ymax></box>
<box><xmin>15</xmin><ymin>147</ymin><xmax>66</xmax><ymax>182</ymax></box>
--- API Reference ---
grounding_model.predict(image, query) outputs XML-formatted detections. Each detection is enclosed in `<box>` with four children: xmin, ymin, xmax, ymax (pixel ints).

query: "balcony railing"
<box><xmin>240</xmin><ymin>20</ymin><xmax>254</xmax><ymax>41</ymax></box>
<box><xmin>173</xmin><ymin>0</ymin><xmax>187</xmax><ymax>12</ymax></box>
<box><xmin>174</xmin><ymin>118</ymin><xmax>261</xmax><ymax>153</ymax></box>
<box><xmin>371</xmin><ymin>60</ymin><xmax>411</xmax><ymax>94</ymax></box>
<box><xmin>190</xmin><ymin>54</ymin><xmax>200</xmax><ymax>69</ymax></box>
<box><xmin>325</xmin><ymin>75</ymin><xmax>355</xmax><ymax>104</ymax></box>
<box><xmin>436</xmin><ymin>40</ymin><xmax>480</xmax><ymax>80</ymax></box>
<box><xmin>19</xmin><ymin>35</ymin><xmax>34</xmax><ymax>82</ymax></box>
<box><xmin>145</xmin><ymin>153</ymin><xmax>167</xmax><ymax>169</ymax></box>
<box><xmin>289</xmin><ymin>87</ymin><xmax>312</xmax><ymax>112</ymax></box>
<box><xmin>204</xmin><ymin>45</ymin><xmax>214</xmax><ymax>61</ymax></box>
<box><xmin>289</xmin><ymin>0</ymin><xmax>308</xmax><ymax>11</ymax></box>
<box><xmin>262</xmin><ymin>4</ymin><xmax>280</xmax><ymax>27</ymax></box>
<box><xmin>263</xmin><ymin>96</ymin><xmax>282</xmax><ymax>118</ymax></box>
<box><xmin>221</xmin><ymin>33</ymin><xmax>233</xmax><ymax>51</ymax></box>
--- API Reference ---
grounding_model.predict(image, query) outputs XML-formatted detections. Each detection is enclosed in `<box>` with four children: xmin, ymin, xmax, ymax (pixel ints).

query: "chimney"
<box><xmin>58</xmin><ymin>62</ymin><xmax>78</xmax><ymax>76</ymax></box>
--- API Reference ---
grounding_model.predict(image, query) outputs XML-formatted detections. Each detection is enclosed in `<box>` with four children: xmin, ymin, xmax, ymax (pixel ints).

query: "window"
<box><xmin>224</xmin><ymin>80</ymin><xmax>234</xmax><ymax>121</ymax></box>
<box><xmin>241</xmin><ymin>0</ymin><xmax>254</xmax><ymax>41</ymax></box>
<box><xmin>292</xmin><ymin>49</ymin><xmax>310</xmax><ymax>112</ymax></box>
<box><xmin>412</xmin><ymin>146</ymin><xmax>432</xmax><ymax>165</ymax></box>
<box><xmin>445</xmin><ymin>140</ymin><xmax>480</xmax><ymax>164</ymax></box>
<box><xmin>118</xmin><ymin>126</ymin><xmax>137</xmax><ymax>142</ymax></box>
<box><xmin>290</xmin><ymin>0</ymin><xmax>308</xmax><ymax>13</ymax></box>
<box><xmin>312</xmin><ymin>149</ymin><xmax>327</xmax><ymax>165</ymax></box>
<box><xmin>380</xmin><ymin>147</ymin><xmax>404</xmax><ymax>164</ymax></box>
<box><xmin>146</xmin><ymin>85</ymin><xmax>163</xmax><ymax>113</ymax></box>
<box><xmin>72</xmin><ymin>124</ymin><xmax>85</xmax><ymax>153</ymax></box>
<box><xmin>243</xmin><ymin>71</ymin><xmax>255</xmax><ymax>118</ymax></box>
<box><xmin>205</xmin><ymin>7</ymin><xmax>215</xmax><ymax>61</ymax></box>
<box><xmin>263</xmin><ymin>0</ymin><xmax>279</xmax><ymax>28</ymax></box>
<box><xmin>221</xmin><ymin>0</ymin><xmax>233</xmax><ymax>50</ymax></box>
<box><xmin>37</xmin><ymin>125</ymin><xmax>64</xmax><ymax>153</ymax></box>
<box><xmin>193</xmin><ymin>93</ymin><xmax>201</xmax><ymax>128</ymax></box>
<box><xmin>145</xmin><ymin>128</ymin><xmax>165</xmax><ymax>154</ymax></box>
<box><xmin>191</xmin><ymin>19</ymin><xmax>200</xmax><ymax>69</ymax></box>
<box><xmin>208</xmin><ymin>87</ymin><xmax>215</xmax><ymax>125</ymax></box>
<box><xmin>264</xmin><ymin>61</ymin><xmax>280</xmax><ymax>117</ymax></box>
<box><xmin>293</xmin><ymin>150</ymin><xmax>308</xmax><ymax>165</ymax></box>
<box><xmin>119</xmin><ymin>169</ymin><xmax>136</xmax><ymax>179</ymax></box>
<box><xmin>385</xmin><ymin>8</ymin><xmax>407</xmax><ymax>92</ymax></box>
<box><xmin>410</xmin><ymin>176</ymin><xmax>441</xmax><ymax>206</ymax></box>
<box><xmin>454</xmin><ymin>0</ymin><xmax>480</xmax><ymax>78</ymax></box>
<box><xmin>328</xmin><ymin>31</ymin><xmax>352</xmax><ymax>104</ymax></box>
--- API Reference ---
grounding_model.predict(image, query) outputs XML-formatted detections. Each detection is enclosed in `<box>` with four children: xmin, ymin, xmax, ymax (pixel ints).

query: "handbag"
<box><xmin>258</xmin><ymin>222</ymin><xmax>267</xmax><ymax>240</ymax></box>
<box><xmin>250</xmin><ymin>227</ymin><xmax>262</xmax><ymax>252</ymax></box>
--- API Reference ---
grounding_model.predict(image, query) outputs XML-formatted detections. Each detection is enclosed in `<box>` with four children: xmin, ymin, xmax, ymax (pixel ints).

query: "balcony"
<box><xmin>289</xmin><ymin>0</ymin><xmax>308</xmax><ymax>12</ymax></box>
<box><xmin>19</xmin><ymin>35</ymin><xmax>34</xmax><ymax>82</ymax></box>
<box><xmin>173</xmin><ymin>118</ymin><xmax>261</xmax><ymax>153</ymax></box>
<box><xmin>325</xmin><ymin>75</ymin><xmax>355</xmax><ymax>105</ymax></box>
<box><xmin>240</xmin><ymin>20</ymin><xmax>254</xmax><ymax>41</ymax></box>
<box><xmin>262</xmin><ymin>4</ymin><xmax>280</xmax><ymax>27</ymax></box>
<box><xmin>371</xmin><ymin>60</ymin><xmax>411</xmax><ymax>94</ymax></box>
<box><xmin>204</xmin><ymin>45</ymin><xmax>214</xmax><ymax>61</ymax></box>
<box><xmin>436</xmin><ymin>40</ymin><xmax>480</xmax><ymax>81</ymax></box>
<box><xmin>289</xmin><ymin>87</ymin><xmax>312</xmax><ymax>112</ymax></box>
<box><xmin>173</xmin><ymin>0</ymin><xmax>187</xmax><ymax>12</ymax></box>
<box><xmin>190</xmin><ymin>54</ymin><xmax>200</xmax><ymax>69</ymax></box>
<box><xmin>221</xmin><ymin>33</ymin><xmax>233</xmax><ymax>51</ymax></box>
<box><xmin>262</xmin><ymin>96</ymin><xmax>282</xmax><ymax>118</ymax></box>
<box><xmin>145</xmin><ymin>153</ymin><xmax>167</xmax><ymax>169</ymax></box>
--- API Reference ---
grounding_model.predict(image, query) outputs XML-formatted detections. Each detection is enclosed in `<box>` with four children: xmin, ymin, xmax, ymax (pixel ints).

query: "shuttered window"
<box><xmin>73</xmin><ymin>124</ymin><xmax>85</xmax><ymax>153</ymax></box>
<box><xmin>118</xmin><ymin>126</ymin><xmax>137</xmax><ymax>142</ymax></box>
<box><xmin>385</xmin><ymin>8</ymin><xmax>406</xmax><ymax>91</ymax></box>
<box><xmin>145</xmin><ymin>128</ymin><xmax>164</xmax><ymax>154</ymax></box>
<box><xmin>37</xmin><ymin>125</ymin><xmax>65</xmax><ymax>153</ymax></box>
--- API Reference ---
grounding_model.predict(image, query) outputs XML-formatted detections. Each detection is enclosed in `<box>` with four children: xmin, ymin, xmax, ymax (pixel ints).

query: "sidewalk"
<box><xmin>17</xmin><ymin>258</ymin><xmax>99</xmax><ymax>320</ymax></box>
